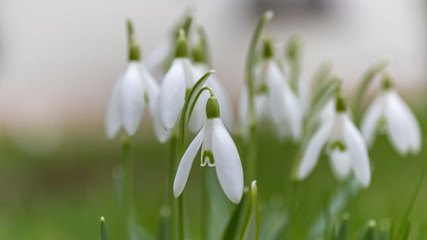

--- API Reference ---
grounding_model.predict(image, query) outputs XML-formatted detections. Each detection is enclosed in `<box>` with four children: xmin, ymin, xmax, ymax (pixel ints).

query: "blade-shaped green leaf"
<box><xmin>222</xmin><ymin>191</ymin><xmax>249</xmax><ymax>240</ymax></box>
<box><xmin>360</xmin><ymin>220</ymin><xmax>377</xmax><ymax>240</ymax></box>
<box><xmin>100</xmin><ymin>216</ymin><xmax>109</xmax><ymax>240</ymax></box>
<box><xmin>178</xmin><ymin>70</ymin><xmax>215</xmax><ymax>153</ymax></box>
<box><xmin>240</xmin><ymin>181</ymin><xmax>259</xmax><ymax>240</ymax></box>
<box><xmin>259</xmin><ymin>194</ymin><xmax>288</xmax><ymax>240</ymax></box>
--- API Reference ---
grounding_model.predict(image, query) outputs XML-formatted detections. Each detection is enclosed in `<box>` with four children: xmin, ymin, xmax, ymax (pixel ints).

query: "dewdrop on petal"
<box><xmin>174</xmin><ymin>93</ymin><xmax>244</xmax><ymax>203</ymax></box>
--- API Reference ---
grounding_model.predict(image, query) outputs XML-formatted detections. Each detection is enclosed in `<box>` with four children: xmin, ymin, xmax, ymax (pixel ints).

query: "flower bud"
<box><xmin>206</xmin><ymin>96</ymin><xmax>220</xmax><ymax>119</ymax></box>
<box><xmin>175</xmin><ymin>29</ymin><xmax>189</xmax><ymax>58</ymax></box>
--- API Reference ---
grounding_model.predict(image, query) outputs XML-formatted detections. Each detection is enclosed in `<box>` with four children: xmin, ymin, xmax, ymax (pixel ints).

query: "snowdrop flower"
<box><xmin>105</xmin><ymin>22</ymin><xmax>170</xmax><ymax>142</ymax></box>
<box><xmin>297</xmin><ymin>92</ymin><xmax>371</xmax><ymax>187</ymax></box>
<box><xmin>361</xmin><ymin>75</ymin><xmax>421</xmax><ymax>156</ymax></box>
<box><xmin>239</xmin><ymin>36</ymin><xmax>302</xmax><ymax>140</ymax></box>
<box><xmin>159</xmin><ymin>29</ymin><xmax>202</xmax><ymax>130</ymax></box>
<box><xmin>190</xmin><ymin>38</ymin><xmax>235</xmax><ymax>133</ymax></box>
<box><xmin>174</xmin><ymin>94</ymin><xmax>244</xmax><ymax>203</ymax></box>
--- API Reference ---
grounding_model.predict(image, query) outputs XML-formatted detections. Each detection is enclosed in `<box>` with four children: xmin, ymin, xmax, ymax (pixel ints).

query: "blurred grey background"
<box><xmin>0</xmin><ymin>0</ymin><xmax>426</xmax><ymax>155</ymax></box>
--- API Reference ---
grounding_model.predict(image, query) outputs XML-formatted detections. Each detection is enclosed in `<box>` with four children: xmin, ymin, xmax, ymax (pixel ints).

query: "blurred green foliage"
<box><xmin>0</xmin><ymin>105</ymin><xmax>426</xmax><ymax>239</ymax></box>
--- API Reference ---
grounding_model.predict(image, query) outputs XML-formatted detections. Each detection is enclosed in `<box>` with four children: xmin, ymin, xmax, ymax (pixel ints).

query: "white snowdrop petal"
<box><xmin>209</xmin><ymin>76</ymin><xmax>235</xmax><ymax>133</ymax></box>
<box><xmin>298</xmin><ymin>75</ymin><xmax>311</xmax><ymax>115</ymax></box>
<box><xmin>343</xmin><ymin>116</ymin><xmax>371</xmax><ymax>187</ymax></box>
<box><xmin>201</xmin><ymin>119</ymin><xmax>213</xmax><ymax>166</ymax></box>
<box><xmin>159</xmin><ymin>59</ymin><xmax>187</xmax><ymax>130</ymax></box>
<box><xmin>212</xmin><ymin>119</ymin><xmax>243</xmax><ymax>203</ymax></box>
<box><xmin>320</xmin><ymin>99</ymin><xmax>335</xmax><ymax>124</ymax></box>
<box><xmin>360</xmin><ymin>94</ymin><xmax>383</xmax><ymax>147</ymax></box>
<box><xmin>328</xmin><ymin>150</ymin><xmax>352</xmax><ymax>180</ymax></box>
<box><xmin>105</xmin><ymin>77</ymin><xmax>123</xmax><ymax>139</ymax></box>
<box><xmin>384</xmin><ymin>91</ymin><xmax>412</xmax><ymax>155</ymax></box>
<box><xmin>283</xmin><ymin>87</ymin><xmax>303</xmax><ymax>141</ymax></box>
<box><xmin>297</xmin><ymin>122</ymin><xmax>332</xmax><ymax>180</ymax></box>
<box><xmin>390</xmin><ymin>91</ymin><xmax>422</xmax><ymax>154</ymax></box>
<box><xmin>173</xmin><ymin>127</ymin><xmax>205</xmax><ymax>198</ymax></box>
<box><xmin>265</xmin><ymin>61</ymin><xmax>287</xmax><ymax>126</ymax></box>
<box><xmin>188</xmin><ymin>89</ymin><xmax>209</xmax><ymax>134</ymax></box>
<box><xmin>119</xmin><ymin>63</ymin><xmax>145</xmax><ymax>136</ymax></box>
<box><xmin>238</xmin><ymin>87</ymin><xmax>249</xmax><ymax>138</ymax></box>
<box><xmin>140</xmin><ymin>63</ymin><xmax>159</xmax><ymax>113</ymax></box>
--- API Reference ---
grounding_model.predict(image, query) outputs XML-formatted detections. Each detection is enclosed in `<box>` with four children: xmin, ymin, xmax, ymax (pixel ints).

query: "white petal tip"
<box><xmin>100</xmin><ymin>216</ymin><xmax>105</xmax><ymax>222</ymax></box>
<box><xmin>209</xmin><ymin>69</ymin><xmax>216</xmax><ymax>74</ymax></box>
<box><xmin>264</xmin><ymin>10</ymin><xmax>274</xmax><ymax>20</ymax></box>
<box><xmin>229</xmin><ymin>194</ymin><xmax>242</xmax><ymax>204</ymax></box>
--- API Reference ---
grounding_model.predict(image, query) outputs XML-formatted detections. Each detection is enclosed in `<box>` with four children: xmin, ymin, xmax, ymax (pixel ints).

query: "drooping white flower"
<box><xmin>361</xmin><ymin>77</ymin><xmax>421</xmax><ymax>156</ymax></box>
<box><xmin>159</xmin><ymin>30</ymin><xmax>201</xmax><ymax>130</ymax></box>
<box><xmin>105</xmin><ymin>36</ymin><xmax>146</xmax><ymax>139</ymax></box>
<box><xmin>238</xmin><ymin>37</ymin><xmax>302</xmax><ymax>141</ymax></box>
<box><xmin>174</xmin><ymin>96</ymin><xmax>244</xmax><ymax>203</ymax></box>
<box><xmin>189</xmin><ymin>39</ymin><xmax>235</xmax><ymax>133</ymax></box>
<box><xmin>104</xmin><ymin>26</ymin><xmax>171</xmax><ymax>142</ymax></box>
<box><xmin>297</xmin><ymin>93</ymin><xmax>371</xmax><ymax>187</ymax></box>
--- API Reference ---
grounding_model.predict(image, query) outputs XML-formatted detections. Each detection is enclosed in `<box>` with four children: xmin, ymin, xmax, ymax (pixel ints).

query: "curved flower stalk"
<box><xmin>190</xmin><ymin>34</ymin><xmax>235</xmax><ymax>133</ymax></box>
<box><xmin>239</xmin><ymin>36</ymin><xmax>302</xmax><ymax>141</ymax></box>
<box><xmin>159</xmin><ymin>29</ymin><xmax>202</xmax><ymax>131</ymax></box>
<box><xmin>296</xmin><ymin>92</ymin><xmax>371</xmax><ymax>187</ymax></box>
<box><xmin>361</xmin><ymin>74</ymin><xmax>422</xmax><ymax>156</ymax></box>
<box><xmin>145</xmin><ymin>15</ymin><xmax>194</xmax><ymax>78</ymax></box>
<box><xmin>174</xmin><ymin>93</ymin><xmax>244</xmax><ymax>203</ymax></box>
<box><xmin>105</xmin><ymin>21</ymin><xmax>167</xmax><ymax>140</ymax></box>
<box><xmin>285</xmin><ymin>35</ymin><xmax>311</xmax><ymax>116</ymax></box>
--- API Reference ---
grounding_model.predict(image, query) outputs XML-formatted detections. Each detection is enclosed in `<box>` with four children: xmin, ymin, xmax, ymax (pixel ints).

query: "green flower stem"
<box><xmin>174</xmin><ymin>71</ymin><xmax>215</xmax><ymax>240</ymax></box>
<box><xmin>352</xmin><ymin>58</ymin><xmax>390</xmax><ymax>123</ymax></box>
<box><xmin>201</xmin><ymin>171</ymin><xmax>208</xmax><ymax>239</ymax></box>
<box><xmin>286</xmin><ymin>35</ymin><xmax>301</xmax><ymax>93</ymax></box>
<box><xmin>240</xmin><ymin>181</ymin><xmax>259</xmax><ymax>240</ymax></box>
<box><xmin>396</xmin><ymin>155</ymin><xmax>427</xmax><ymax>239</ymax></box>
<box><xmin>245</xmin><ymin>10</ymin><xmax>273</xmax><ymax>183</ymax></box>
<box><xmin>169</xmin><ymin>130</ymin><xmax>179</xmax><ymax>240</ymax></box>
<box><xmin>121</xmin><ymin>134</ymin><xmax>132</xmax><ymax>240</ymax></box>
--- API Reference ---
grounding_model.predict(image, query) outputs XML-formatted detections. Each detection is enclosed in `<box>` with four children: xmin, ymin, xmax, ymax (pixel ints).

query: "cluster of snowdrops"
<box><xmin>100</xmin><ymin>11</ymin><xmax>422</xmax><ymax>240</ymax></box>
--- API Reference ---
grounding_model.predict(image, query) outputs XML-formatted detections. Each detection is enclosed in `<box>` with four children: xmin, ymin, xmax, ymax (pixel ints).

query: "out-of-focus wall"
<box><xmin>0</xmin><ymin>0</ymin><xmax>426</xmax><ymax>129</ymax></box>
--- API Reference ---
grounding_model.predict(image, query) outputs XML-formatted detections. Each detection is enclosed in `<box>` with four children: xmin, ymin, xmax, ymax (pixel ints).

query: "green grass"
<box><xmin>0</xmin><ymin>107</ymin><xmax>426</xmax><ymax>239</ymax></box>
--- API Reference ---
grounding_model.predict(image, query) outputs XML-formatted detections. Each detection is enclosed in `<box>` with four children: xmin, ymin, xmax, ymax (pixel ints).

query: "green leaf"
<box><xmin>377</xmin><ymin>218</ymin><xmax>392</xmax><ymax>240</ymax></box>
<box><xmin>292</xmin><ymin>77</ymin><xmax>342</xmax><ymax>178</ymax></box>
<box><xmin>205</xmin><ymin>169</ymin><xmax>231</xmax><ymax>240</ymax></box>
<box><xmin>309</xmin><ymin>178</ymin><xmax>360</xmax><ymax>239</ymax></box>
<box><xmin>100</xmin><ymin>216</ymin><xmax>109</xmax><ymax>240</ymax></box>
<box><xmin>240</xmin><ymin>181</ymin><xmax>259</xmax><ymax>240</ymax></box>
<box><xmin>258</xmin><ymin>194</ymin><xmax>288</xmax><ymax>239</ymax></box>
<box><xmin>313</xmin><ymin>61</ymin><xmax>333</xmax><ymax>91</ymax></box>
<box><xmin>222</xmin><ymin>191</ymin><xmax>249</xmax><ymax>240</ymax></box>
<box><xmin>401</xmin><ymin>220</ymin><xmax>411</xmax><ymax>240</ymax></box>
<box><xmin>352</xmin><ymin>57</ymin><xmax>390</xmax><ymax>123</ymax></box>
<box><xmin>333</xmin><ymin>213</ymin><xmax>349</xmax><ymax>240</ymax></box>
<box><xmin>360</xmin><ymin>220</ymin><xmax>377</xmax><ymax>240</ymax></box>
<box><xmin>178</xmin><ymin>70</ymin><xmax>215</xmax><ymax>153</ymax></box>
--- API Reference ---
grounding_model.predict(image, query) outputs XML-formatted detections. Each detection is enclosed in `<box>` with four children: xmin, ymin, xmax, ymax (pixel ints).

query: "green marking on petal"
<box><xmin>144</xmin><ymin>92</ymin><xmax>149</xmax><ymax>104</ymax></box>
<box><xmin>257</xmin><ymin>84</ymin><xmax>269</xmax><ymax>95</ymax></box>
<box><xmin>330</xmin><ymin>141</ymin><xmax>346</xmax><ymax>152</ymax></box>
<box><xmin>202</xmin><ymin>150</ymin><xmax>215</xmax><ymax>166</ymax></box>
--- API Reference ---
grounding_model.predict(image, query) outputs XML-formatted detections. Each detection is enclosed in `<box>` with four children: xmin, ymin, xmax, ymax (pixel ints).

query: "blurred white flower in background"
<box><xmin>297</xmin><ymin>92</ymin><xmax>371</xmax><ymax>187</ymax></box>
<box><xmin>239</xmin><ymin>36</ymin><xmax>303</xmax><ymax>141</ymax></box>
<box><xmin>361</xmin><ymin>74</ymin><xmax>422</xmax><ymax>156</ymax></box>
